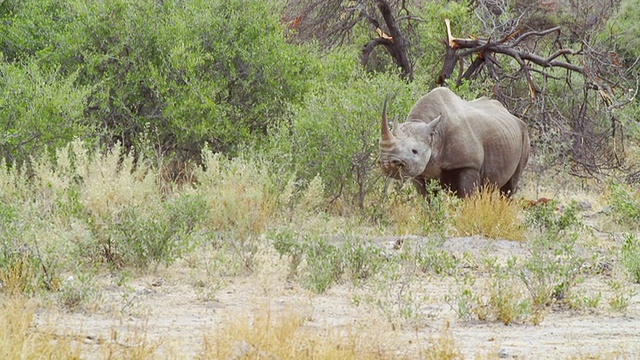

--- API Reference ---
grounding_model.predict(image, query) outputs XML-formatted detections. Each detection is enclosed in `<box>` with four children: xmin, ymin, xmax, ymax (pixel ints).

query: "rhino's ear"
<box><xmin>426</xmin><ymin>115</ymin><xmax>442</xmax><ymax>135</ymax></box>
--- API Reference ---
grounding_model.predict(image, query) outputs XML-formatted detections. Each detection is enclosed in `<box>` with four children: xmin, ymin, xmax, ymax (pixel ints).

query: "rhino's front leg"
<box><xmin>412</xmin><ymin>177</ymin><xmax>444</xmax><ymax>199</ymax></box>
<box><xmin>441</xmin><ymin>168</ymin><xmax>481</xmax><ymax>198</ymax></box>
<box><xmin>412</xmin><ymin>178</ymin><xmax>427</xmax><ymax>196</ymax></box>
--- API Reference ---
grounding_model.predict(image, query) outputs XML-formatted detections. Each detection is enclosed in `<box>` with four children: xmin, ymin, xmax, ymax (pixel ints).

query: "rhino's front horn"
<box><xmin>381</xmin><ymin>94</ymin><xmax>396</xmax><ymax>148</ymax></box>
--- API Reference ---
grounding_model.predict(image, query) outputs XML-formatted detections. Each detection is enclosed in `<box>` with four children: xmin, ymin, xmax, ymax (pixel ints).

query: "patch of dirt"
<box><xmin>34</xmin><ymin>236</ymin><xmax>640</xmax><ymax>359</ymax></box>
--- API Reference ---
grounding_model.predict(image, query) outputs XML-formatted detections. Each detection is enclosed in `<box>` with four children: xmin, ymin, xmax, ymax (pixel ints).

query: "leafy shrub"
<box><xmin>415</xmin><ymin>243</ymin><xmax>460</xmax><ymax>276</ymax></box>
<box><xmin>0</xmin><ymin>60</ymin><xmax>91</xmax><ymax>166</ymax></box>
<box><xmin>520</xmin><ymin>201</ymin><xmax>585</xmax><ymax>312</ymax></box>
<box><xmin>55</xmin><ymin>269</ymin><xmax>100</xmax><ymax>311</ymax></box>
<box><xmin>519</xmin><ymin>230</ymin><xmax>585</xmax><ymax>312</ymax></box>
<box><xmin>342</xmin><ymin>238</ymin><xmax>386</xmax><ymax>282</ymax></box>
<box><xmin>601</xmin><ymin>0</ymin><xmax>640</xmax><ymax>62</ymax></box>
<box><xmin>481</xmin><ymin>274</ymin><xmax>531</xmax><ymax>325</ymax></box>
<box><xmin>75</xmin><ymin>0</ymin><xmax>314</xmax><ymax>157</ymax></box>
<box><xmin>272</xmin><ymin>229</ymin><xmax>305</xmax><ymax>279</ymax></box>
<box><xmin>273</xmin><ymin>229</ymin><xmax>387</xmax><ymax>293</ymax></box>
<box><xmin>302</xmin><ymin>237</ymin><xmax>344</xmax><ymax>293</ymax></box>
<box><xmin>448</xmin><ymin>264</ymin><xmax>531</xmax><ymax>325</ymax></box>
<box><xmin>524</xmin><ymin>199</ymin><xmax>581</xmax><ymax>234</ymax></box>
<box><xmin>267</xmin><ymin>57</ymin><xmax>431</xmax><ymax>207</ymax></box>
<box><xmin>102</xmin><ymin>206</ymin><xmax>186</xmax><ymax>268</ymax></box>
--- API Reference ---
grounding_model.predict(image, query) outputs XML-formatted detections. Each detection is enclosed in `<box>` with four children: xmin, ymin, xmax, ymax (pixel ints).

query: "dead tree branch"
<box><xmin>439</xmin><ymin>14</ymin><xmax>636</xmax><ymax>176</ymax></box>
<box><xmin>361</xmin><ymin>0</ymin><xmax>413</xmax><ymax>81</ymax></box>
<box><xmin>285</xmin><ymin>0</ymin><xmax>414</xmax><ymax>81</ymax></box>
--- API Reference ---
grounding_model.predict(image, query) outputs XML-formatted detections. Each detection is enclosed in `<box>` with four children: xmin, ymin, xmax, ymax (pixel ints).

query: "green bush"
<box><xmin>101</xmin><ymin>204</ymin><xmax>195</xmax><ymax>268</ymax></box>
<box><xmin>607</xmin><ymin>183</ymin><xmax>640</xmax><ymax>227</ymax></box>
<box><xmin>273</xmin><ymin>229</ymin><xmax>387</xmax><ymax>293</ymax></box>
<box><xmin>1</xmin><ymin>0</ymin><xmax>316</xmax><ymax>167</ymax></box>
<box><xmin>0</xmin><ymin>60</ymin><xmax>91</xmax><ymax>166</ymax></box>
<box><xmin>621</xmin><ymin>234</ymin><xmax>640</xmax><ymax>283</ymax></box>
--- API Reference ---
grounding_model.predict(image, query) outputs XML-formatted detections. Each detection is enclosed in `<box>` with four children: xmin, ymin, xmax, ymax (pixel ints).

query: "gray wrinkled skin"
<box><xmin>379</xmin><ymin>87</ymin><xmax>530</xmax><ymax>198</ymax></box>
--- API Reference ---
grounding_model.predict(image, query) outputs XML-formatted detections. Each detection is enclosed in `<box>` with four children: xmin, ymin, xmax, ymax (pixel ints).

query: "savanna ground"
<box><xmin>3</xmin><ymin>143</ymin><xmax>640</xmax><ymax>360</ymax></box>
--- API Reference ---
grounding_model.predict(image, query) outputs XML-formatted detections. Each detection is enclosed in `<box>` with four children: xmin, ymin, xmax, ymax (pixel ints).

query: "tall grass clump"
<box><xmin>452</xmin><ymin>187</ymin><xmax>525</xmax><ymax>240</ymax></box>
<box><xmin>195</xmin><ymin>149</ymin><xmax>284</xmax><ymax>272</ymax></box>
<box><xmin>423</xmin><ymin>323</ymin><xmax>463</xmax><ymax>360</ymax></box>
<box><xmin>0</xmin><ymin>139</ymin><xmax>211</xmax><ymax>298</ymax></box>
<box><xmin>196</xmin><ymin>149</ymin><xmax>280</xmax><ymax>238</ymax></box>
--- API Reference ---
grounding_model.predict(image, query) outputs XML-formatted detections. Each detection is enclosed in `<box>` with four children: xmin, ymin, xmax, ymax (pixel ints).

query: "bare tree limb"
<box><xmin>373</xmin><ymin>0</ymin><xmax>413</xmax><ymax>81</ymax></box>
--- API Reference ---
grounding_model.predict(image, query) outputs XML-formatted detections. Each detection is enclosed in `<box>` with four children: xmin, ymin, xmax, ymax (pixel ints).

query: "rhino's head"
<box><xmin>379</xmin><ymin>97</ymin><xmax>442</xmax><ymax>179</ymax></box>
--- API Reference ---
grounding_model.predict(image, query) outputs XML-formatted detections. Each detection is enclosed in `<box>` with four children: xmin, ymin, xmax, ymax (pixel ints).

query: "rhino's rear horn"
<box><xmin>392</xmin><ymin>116</ymin><xmax>403</xmax><ymax>137</ymax></box>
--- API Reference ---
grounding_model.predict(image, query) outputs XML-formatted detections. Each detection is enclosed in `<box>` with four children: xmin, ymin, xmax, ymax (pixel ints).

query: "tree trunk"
<box><xmin>373</xmin><ymin>0</ymin><xmax>413</xmax><ymax>81</ymax></box>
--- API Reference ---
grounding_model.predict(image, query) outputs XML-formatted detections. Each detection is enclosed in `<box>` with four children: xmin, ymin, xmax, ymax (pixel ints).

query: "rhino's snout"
<box><xmin>380</xmin><ymin>156</ymin><xmax>407</xmax><ymax>178</ymax></box>
<box><xmin>380</xmin><ymin>157</ymin><xmax>405</xmax><ymax>168</ymax></box>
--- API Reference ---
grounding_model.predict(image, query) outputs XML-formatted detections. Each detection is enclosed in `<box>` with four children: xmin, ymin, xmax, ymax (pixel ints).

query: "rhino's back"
<box><xmin>406</xmin><ymin>87</ymin><xmax>464</xmax><ymax>123</ymax></box>
<box><xmin>409</xmin><ymin>87</ymin><xmax>528</xmax><ymax>186</ymax></box>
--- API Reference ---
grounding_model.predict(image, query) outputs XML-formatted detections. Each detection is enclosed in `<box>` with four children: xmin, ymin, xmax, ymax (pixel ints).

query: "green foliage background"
<box><xmin>1</xmin><ymin>0</ymin><xmax>315</xmax><ymax>163</ymax></box>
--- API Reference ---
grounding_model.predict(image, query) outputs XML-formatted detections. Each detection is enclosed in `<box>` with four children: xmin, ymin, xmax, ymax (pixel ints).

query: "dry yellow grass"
<box><xmin>423</xmin><ymin>322</ymin><xmax>463</xmax><ymax>360</ymax></box>
<box><xmin>452</xmin><ymin>187</ymin><xmax>526</xmax><ymax>240</ymax></box>
<box><xmin>0</xmin><ymin>297</ymin><xmax>81</xmax><ymax>359</ymax></box>
<box><xmin>202</xmin><ymin>306</ymin><xmax>399</xmax><ymax>360</ymax></box>
<box><xmin>0</xmin><ymin>296</ymin><xmax>175</xmax><ymax>359</ymax></box>
<box><xmin>0</xmin><ymin>255</ymin><xmax>59</xmax><ymax>296</ymax></box>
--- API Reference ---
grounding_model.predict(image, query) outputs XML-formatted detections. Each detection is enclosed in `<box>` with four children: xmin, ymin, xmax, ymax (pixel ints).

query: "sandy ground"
<box><xmin>33</xmin><ymin>235</ymin><xmax>640</xmax><ymax>359</ymax></box>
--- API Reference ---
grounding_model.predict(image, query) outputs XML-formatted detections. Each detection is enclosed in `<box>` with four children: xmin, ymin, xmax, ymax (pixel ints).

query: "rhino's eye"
<box><xmin>411</xmin><ymin>149</ymin><xmax>419</xmax><ymax>155</ymax></box>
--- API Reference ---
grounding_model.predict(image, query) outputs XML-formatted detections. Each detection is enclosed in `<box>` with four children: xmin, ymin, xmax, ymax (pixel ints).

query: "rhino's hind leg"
<box><xmin>440</xmin><ymin>168</ymin><xmax>480</xmax><ymax>198</ymax></box>
<box><xmin>500</xmin><ymin>161</ymin><xmax>526</xmax><ymax>197</ymax></box>
<box><xmin>500</xmin><ymin>178</ymin><xmax>517</xmax><ymax>197</ymax></box>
